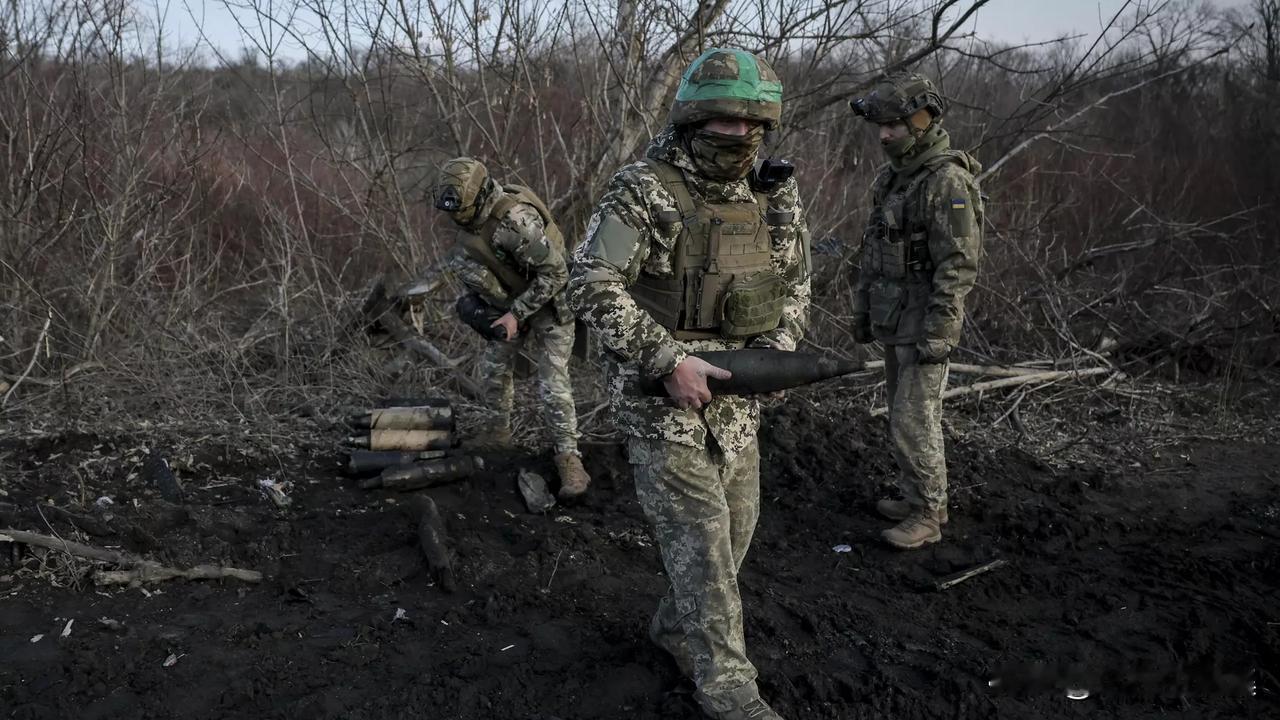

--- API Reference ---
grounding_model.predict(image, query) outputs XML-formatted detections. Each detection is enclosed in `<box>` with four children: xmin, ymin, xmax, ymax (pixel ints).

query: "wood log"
<box><xmin>94</xmin><ymin>564</ymin><xmax>262</xmax><ymax>585</ymax></box>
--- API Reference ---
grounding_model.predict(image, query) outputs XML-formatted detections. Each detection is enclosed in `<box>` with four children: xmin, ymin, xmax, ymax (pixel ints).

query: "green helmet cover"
<box><xmin>849</xmin><ymin>72</ymin><xmax>948</xmax><ymax>124</ymax></box>
<box><xmin>669</xmin><ymin>48</ymin><xmax>783</xmax><ymax>130</ymax></box>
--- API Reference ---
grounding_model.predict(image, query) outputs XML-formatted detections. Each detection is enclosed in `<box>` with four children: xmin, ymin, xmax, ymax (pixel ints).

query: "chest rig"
<box><xmin>631</xmin><ymin>158</ymin><xmax>788</xmax><ymax>340</ymax></box>
<box><xmin>865</xmin><ymin>168</ymin><xmax>939</xmax><ymax>281</ymax></box>
<box><xmin>460</xmin><ymin>185</ymin><xmax>565</xmax><ymax>296</ymax></box>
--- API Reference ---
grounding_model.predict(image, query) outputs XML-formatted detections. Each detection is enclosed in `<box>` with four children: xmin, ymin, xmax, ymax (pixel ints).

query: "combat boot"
<box><xmin>696</xmin><ymin>683</ymin><xmax>785</xmax><ymax>720</ymax></box>
<box><xmin>877</xmin><ymin>498</ymin><xmax>948</xmax><ymax>525</ymax></box>
<box><xmin>882</xmin><ymin>506</ymin><xmax>944</xmax><ymax>550</ymax></box>
<box><xmin>554</xmin><ymin>452</ymin><xmax>591</xmax><ymax>499</ymax></box>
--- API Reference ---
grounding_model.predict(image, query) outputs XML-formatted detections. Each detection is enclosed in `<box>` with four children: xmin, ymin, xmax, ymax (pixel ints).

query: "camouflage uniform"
<box><xmin>448</xmin><ymin>183</ymin><xmax>581</xmax><ymax>456</ymax></box>
<box><xmin>568</xmin><ymin>50</ymin><xmax>810</xmax><ymax>711</ymax></box>
<box><xmin>850</xmin><ymin>74</ymin><xmax>983</xmax><ymax>531</ymax></box>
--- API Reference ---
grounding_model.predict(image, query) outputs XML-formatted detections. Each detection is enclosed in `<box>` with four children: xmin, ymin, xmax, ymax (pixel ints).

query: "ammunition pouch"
<box><xmin>867</xmin><ymin>280</ymin><xmax>905</xmax><ymax>333</ymax></box>
<box><xmin>720</xmin><ymin>270</ymin><xmax>786</xmax><ymax>338</ymax></box>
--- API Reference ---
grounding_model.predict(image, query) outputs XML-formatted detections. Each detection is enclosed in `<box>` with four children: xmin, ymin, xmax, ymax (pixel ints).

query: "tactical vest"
<box><xmin>460</xmin><ymin>185</ymin><xmax>565</xmax><ymax>296</ymax></box>
<box><xmin>865</xmin><ymin>152</ymin><xmax>980</xmax><ymax>280</ymax></box>
<box><xmin>630</xmin><ymin>158</ymin><xmax>789</xmax><ymax>340</ymax></box>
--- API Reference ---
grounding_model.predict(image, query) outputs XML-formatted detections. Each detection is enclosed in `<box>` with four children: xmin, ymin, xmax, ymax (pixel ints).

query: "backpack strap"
<box><xmin>462</xmin><ymin>193</ymin><xmax>528</xmax><ymax>295</ymax></box>
<box><xmin>502</xmin><ymin>184</ymin><xmax>567</xmax><ymax>253</ymax></box>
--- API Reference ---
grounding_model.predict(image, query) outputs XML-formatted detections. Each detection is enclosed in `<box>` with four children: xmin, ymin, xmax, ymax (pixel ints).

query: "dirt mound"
<box><xmin>1</xmin><ymin>405</ymin><xmax>1277</xmax><ymax>719</ymax></box>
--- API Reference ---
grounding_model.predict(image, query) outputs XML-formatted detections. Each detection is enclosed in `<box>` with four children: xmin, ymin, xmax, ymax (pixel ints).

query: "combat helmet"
<box><xmin>434</xmin><ymin>157</ymin><xmax>491</xmax><ymax>219</ymax></box>
<box><xmin>849</xmin><ymin>72</ymin><xmax>948</xmax><ymax>124</ymax></box>
<box><xmin>668</xmin><ymin>48</ymin><xmax>783</xmax><ymax>130</ymax></box>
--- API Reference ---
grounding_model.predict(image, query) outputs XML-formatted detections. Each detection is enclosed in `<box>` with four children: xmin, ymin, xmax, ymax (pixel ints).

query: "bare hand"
<box><xmin>491</xmin><ymin>312</ymin><xmax>520</xmax><ymax>341</ymax></box>
<box><xmin>663</xmin><ymin>356</ymin><xmax>732</xmax><ymax>411</ymax></box>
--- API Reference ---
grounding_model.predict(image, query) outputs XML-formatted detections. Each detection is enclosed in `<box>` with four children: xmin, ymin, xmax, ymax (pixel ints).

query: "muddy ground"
<box><xmin>1</xmin><ymin>393</ymin><xmax>1278</xmax><ymax>720</ymax></box>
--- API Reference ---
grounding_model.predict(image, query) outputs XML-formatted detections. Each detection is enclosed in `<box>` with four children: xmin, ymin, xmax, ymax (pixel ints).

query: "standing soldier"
<box><xmin>568</xmin><ymin>49</ymin><xmax>810</xmax><ymax>720</ymax></box>
<box><xmin>434</xmin><ymin>158</ymin><xmax>590</xmax><ymax>498</ymax></box>
<box><xmin>848</xmin><ymin>72</ymin><xmax>983</xmax><ymax>549</ymax></box>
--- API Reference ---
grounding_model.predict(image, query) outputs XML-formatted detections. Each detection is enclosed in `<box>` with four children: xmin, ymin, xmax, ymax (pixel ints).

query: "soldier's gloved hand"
<box><xmin>491</xmin><ymin>312</ymin><xmax>520</xmax><ymax>342</ymax></box>
<box><xmin>916</xmin><ymin>338</ymin><xmax>952</xmax><ymax>364</ymax></box>
<box><xmin>852</xmin><ymin>315</ymin><xmax>873</xmax><ymax>344</ymax></box>
<box><xmin>663</xmin><ymin>356</ymin><xmax>732</xmax><ymax>411</ymax></box>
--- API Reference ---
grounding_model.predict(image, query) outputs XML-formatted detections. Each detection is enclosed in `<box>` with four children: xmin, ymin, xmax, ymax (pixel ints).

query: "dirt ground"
<box><xmin>2</xmin><ymin>393</ymin><xmax>1278</xmax><ymax>720</ymax></box>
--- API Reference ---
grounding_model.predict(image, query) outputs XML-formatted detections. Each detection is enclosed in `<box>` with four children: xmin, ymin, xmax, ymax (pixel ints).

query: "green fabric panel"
<box><xmin>588</xmin><ymin>214</ymin><xmax>642</xmax><ymax>270</ymax></box>
<box><xmin>676</xmin><ymin>49</ymin><xmax>782</xmax><ymax>103</ymax></box>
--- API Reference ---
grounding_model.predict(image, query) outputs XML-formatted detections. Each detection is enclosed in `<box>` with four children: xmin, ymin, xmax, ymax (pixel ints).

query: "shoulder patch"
<box><xmin>948</xmin><ymin>195</ymin><xmax>973</xmax><ymax>237</ymax></box>
<box><xmin>586</xmin><ymin>213</ymin><xmax>642</xmax><ymax>271</ymax></box>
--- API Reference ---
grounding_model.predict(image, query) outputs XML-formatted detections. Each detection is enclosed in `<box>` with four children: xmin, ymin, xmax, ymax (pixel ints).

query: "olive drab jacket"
<box><xmin>567</xmin><ymin>126</ymin><xmax>811</xmax><ymax>459</ymax></box>
<box><xmin>853</xmin><ymin>132</ymin><xmax>983</xmax><ymax>347</ymax></box>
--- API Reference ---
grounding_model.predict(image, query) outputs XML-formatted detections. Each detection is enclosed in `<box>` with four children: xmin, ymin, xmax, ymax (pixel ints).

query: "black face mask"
<box><xmin>688</xmin><ymin>125</ymin><xmax>765</xmax><ymax>181</ymax></box>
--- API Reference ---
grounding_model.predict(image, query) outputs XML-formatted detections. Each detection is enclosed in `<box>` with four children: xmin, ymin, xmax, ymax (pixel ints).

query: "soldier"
<box><xmin>848</xmin><ymin>72</ymin><xmax>984</xmax><ymax>549</ymax></box>
<box><xmin>434</xmin><ymin>158</ymin><xmax>590</xmax><ymax>498</ymax></box>
<box><xmin>567</xmin><ymin>49</ymin><xmax>810</xmax><ymax>720</ymax></box>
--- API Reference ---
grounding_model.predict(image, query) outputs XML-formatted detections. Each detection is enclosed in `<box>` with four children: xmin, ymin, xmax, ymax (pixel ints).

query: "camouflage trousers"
<box><xmin>477</xmin><ymin>310</ymin><xmax>579</xmax><ymax>455</ymax></box>
<box><xmin>885</xmin><ymin>343</ymin><xmax>950</xmax><ymax>512</ymax></box>
<box><xmin>627</xmin><ymin>435</ymin><xmax>761</xmax><ymax>702</ymax></box>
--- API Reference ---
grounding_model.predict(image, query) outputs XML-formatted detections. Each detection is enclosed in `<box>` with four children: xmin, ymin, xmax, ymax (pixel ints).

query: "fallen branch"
<box><xmin>934</xmin><ymin>558</ymin><xmax>1007</xmax><ymax>591</ymax></box>
<box><xmin>0</xmin><ymin>528</ymin><xmax>261</xmax><ymax>585</ymax></box>
<box><xmin>862</xmin><ymin>360</ymin><xmax>1106</xmax><ymax>378</ymax></box>
<box><xmin>94</xmin><ymin>565</ymin><xmax>261</xmax><ymax>585</ymax></box>
<box><xmin>1</xmin><ymin>361</ymin><xmax>105</xmax><ymax>388</ymax></box>
<box><xmin>367</xmin><ymin>285</ymin><xmax>485</xmax><ymax>400</ymax></box>
<box><xmin>871</xmin><ymin>367</ymin><xmax>1115</xmax><ymax>417</ymax></box>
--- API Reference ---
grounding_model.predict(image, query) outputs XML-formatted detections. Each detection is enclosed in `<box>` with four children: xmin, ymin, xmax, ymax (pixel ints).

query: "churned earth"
<box><xmin>1</xmin><ymin>398</ymin><xmax>1277</xmax><ymax>720</ymax></box>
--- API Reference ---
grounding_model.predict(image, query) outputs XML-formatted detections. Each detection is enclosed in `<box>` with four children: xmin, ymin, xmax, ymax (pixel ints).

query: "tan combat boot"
<box><xmin>877</xmin><ymin>498</ymin><xmax>948</xmax><ymax>525</ymax></box>
<box><xmin>554</xmin><ymin>452</ymin><xmax>591</xmax><ymax>499</ymax></box>
<box><xmin>882</xmin><ymin>506</ymin><xmax>944</xmax><ymax>550</ymax></box>
<box><xmin>696</xmin><ymin>683</ymin><xmax>785</xmax><ymax>720</ymax></box>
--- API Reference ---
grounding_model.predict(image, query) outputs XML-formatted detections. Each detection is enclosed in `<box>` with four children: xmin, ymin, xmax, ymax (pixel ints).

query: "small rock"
<box><xmin>517</xmin><ymin>470</ymin><xmax>555</xmax><ymax>514</ymax></box>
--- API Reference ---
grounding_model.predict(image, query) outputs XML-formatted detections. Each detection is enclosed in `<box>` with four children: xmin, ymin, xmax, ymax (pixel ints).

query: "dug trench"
<box><xmin>1</xmin><ymin>404</ymin><xmax>1277</xmax><ymax>720</ymax></box>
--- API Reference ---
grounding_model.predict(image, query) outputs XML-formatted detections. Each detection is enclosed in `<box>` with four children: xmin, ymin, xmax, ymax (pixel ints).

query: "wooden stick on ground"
<box><xmin>934</xmin><ymin>558</ymin><xmax>1008</xmax><ymax>591</ymax></box>
<box><xmin>95</xmin><ymin>565</ymin><xmax>262</xmax><ymax>585</ymax></box>
<box><xmin>0</xmin><ymin>528</ymin><xmax>261</xmax><ymax>585</ymax></box>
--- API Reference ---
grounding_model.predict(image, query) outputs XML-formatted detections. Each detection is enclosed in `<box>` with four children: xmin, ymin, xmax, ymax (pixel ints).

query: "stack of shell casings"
<box><xmin>343</xmin><ymin>399</ymin><xmax>483</xmax><ymax>491</ymax></box>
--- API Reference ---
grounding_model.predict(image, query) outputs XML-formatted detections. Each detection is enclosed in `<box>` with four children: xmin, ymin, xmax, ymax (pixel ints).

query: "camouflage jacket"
<box><xmin>450</xmin><ymin>183</ymin><xmax>571</xmax><ymax>324</ymax></box>
<box><xmin>853</xmin><ymin>132</ymin><xmax>983</xmax><ymax>346</ymax></box>
<box><xmin>568</xmin><ymin>127</ymin><xmax>811</xmax><ymax>458</ymax></box>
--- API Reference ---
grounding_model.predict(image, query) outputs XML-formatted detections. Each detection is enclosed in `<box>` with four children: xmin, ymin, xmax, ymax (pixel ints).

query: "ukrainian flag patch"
<box><xmin>950</xmin><ymin>198</ymin><xmax>967</xmax><ymax>209</ymax></box>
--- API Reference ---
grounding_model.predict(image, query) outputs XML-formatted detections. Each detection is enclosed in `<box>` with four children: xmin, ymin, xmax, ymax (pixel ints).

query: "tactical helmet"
<box><xmin>668</xmin><ymin>48</ymin><xmax>783</xmax><ymax>130</ymax></box>
<box><xmin>849</xmin><ymin>72</ymin><xmax>948</xmax><ymax>124</ymax></box>
<box><xmin>434</xmin><ymin>157</ymin><xmax>489</xmax><ymax>214</ymax></box>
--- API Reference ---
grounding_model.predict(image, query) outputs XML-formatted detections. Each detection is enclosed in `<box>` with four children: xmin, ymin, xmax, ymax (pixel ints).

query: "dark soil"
<box><xmin>2</xmin><ymin>403</ymin><xmax>1277</xmax><ymax>719</ymax></box>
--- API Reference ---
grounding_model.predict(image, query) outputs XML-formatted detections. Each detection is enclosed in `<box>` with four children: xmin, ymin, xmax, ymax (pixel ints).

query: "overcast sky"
<box><xmin>160</xmin><ymin>0</ymin><xmax>1253</xmax><ymax>61</ymax></box>
<box><xmin>976</xmin><ymin>0</ymin><xmax>1247</xmax><ymax>42</ymax></box>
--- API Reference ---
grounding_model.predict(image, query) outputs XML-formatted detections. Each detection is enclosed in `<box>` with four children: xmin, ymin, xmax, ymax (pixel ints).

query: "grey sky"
<box><xmin>975</xmin><ymin>0</ymin><xmax>1248</xmax><ymax>43</ymax></box>
<box><xmin>159</xmin><ymin>0</ymin><xmax>1253</xmax><ymax>61</ymax></box>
